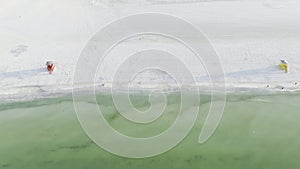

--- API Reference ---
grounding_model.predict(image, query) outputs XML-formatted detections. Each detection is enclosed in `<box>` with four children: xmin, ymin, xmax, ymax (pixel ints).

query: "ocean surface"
<box><xmin>0</xmin><ymin>92</ymin><xmax>300</xmax><ymax>169</ymax></box>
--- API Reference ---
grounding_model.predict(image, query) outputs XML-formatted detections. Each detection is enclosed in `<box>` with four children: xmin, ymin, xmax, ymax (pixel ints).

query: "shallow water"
<box><xmin>1</xmin><ymin>93</ymin><xmax>300</xmax><ymax>169</ymax></box>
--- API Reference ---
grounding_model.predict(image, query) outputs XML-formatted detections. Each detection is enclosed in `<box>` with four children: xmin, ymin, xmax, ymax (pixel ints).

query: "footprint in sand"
<box><xmin>10</xmin><ymin>45</ymin><xmax>28</xmax><ymax>57</ymax></box>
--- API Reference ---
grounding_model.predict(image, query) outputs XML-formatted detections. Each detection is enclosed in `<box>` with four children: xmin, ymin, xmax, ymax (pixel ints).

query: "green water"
<box><xmin>1</xmin><ymin>93</ymin><xmax>300</xmax><ymax>169</ymax></box>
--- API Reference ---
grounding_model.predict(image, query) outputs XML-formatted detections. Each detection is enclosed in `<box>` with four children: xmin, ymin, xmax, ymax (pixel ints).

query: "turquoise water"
<box><xmin>1</xmin><ymin>93</ymin><xmax>300</xmax><ymax>169</ymax></box>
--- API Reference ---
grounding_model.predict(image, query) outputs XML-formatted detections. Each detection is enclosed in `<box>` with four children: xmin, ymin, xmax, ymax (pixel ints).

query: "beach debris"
<box><xmin>279</xmin><ymin>60</ymin><xmax>288</xmax><ymax>73</ymax></box>
<box><xmin>45</xmin><ymin>61</ymin><xmax>55</xmax><ymax>74</ymax></box>
<box><xmin>275</xmin><ymin>85</ymin><xmax>285</xmax><ymax>90</ymax></box>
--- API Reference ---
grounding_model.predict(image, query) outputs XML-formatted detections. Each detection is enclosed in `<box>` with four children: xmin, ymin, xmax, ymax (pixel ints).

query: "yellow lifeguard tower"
<box><xmin>279</xmin><ymin>60</ymin><xmax>288</xmax><ymax>73</ymax></box>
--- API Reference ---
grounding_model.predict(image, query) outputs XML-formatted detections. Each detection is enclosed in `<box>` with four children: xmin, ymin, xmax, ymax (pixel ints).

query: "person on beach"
<box><xmin>45</xmin><ymin>61</ymin><xmax>55</xmax><ymax>74</ymax></box>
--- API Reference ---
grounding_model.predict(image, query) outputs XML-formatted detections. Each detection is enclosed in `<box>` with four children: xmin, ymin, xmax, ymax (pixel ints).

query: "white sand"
<box><xmin>1</xmin><ymin>0</ymin><xmax>300</xmax><ymax>101</ymax></box>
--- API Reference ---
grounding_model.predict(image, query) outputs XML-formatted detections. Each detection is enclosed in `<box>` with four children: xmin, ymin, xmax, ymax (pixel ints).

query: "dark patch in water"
<box><xmin>1</xmin><ymin>163</ymin><xmax>10</xmax><ymax>168</ymax></box>
<box><xmin>109</xmin><ymin>112</ymin><xmax>118</xmax><ymax>121</ymax></box>
<box><xmin>58</xmin><ymin>141</ymin><xmax>93</xmax><ymax>150</ymax></box>
<box><xmin>42</xmin><ymin>160</ymin><xmax>54</xmax><ymax>164</ymax></box>
<box><xmin>193</xmin><ymin>155</ymin><xmax>203</xmax><ymax>159</ymax></box>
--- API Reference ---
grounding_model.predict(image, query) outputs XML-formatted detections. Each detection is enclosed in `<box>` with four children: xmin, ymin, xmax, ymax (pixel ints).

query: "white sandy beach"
<box><xmin>1</xmin><ymin>0</ymin><xmax>300</xmax><ymax>101</ymax></box>
<box><xmin>2</xmin><ymin>2</ymin><xmax>300</xmax><ymax>167</ymax></box>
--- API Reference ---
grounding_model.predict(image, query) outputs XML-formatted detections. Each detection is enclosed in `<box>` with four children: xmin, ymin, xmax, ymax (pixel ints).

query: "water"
<box><xmin>0</xmin><ymin>93</ymin><xmax>300</xmax><ymax>169</ymax></box>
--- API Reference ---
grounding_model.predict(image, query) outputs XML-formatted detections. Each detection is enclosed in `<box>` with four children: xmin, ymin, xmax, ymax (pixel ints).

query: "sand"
<box><xmin>1</xmin><ymin>0</ymin><xmax>300</xmax><ymax>101</ymax></box>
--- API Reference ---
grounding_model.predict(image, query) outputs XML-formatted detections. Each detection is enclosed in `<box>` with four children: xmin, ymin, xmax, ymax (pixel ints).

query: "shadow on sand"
<box><xmin>0</xmin><ymin>68</ymin><xmax>47</xmax><ymax>79</ymax></box>
<box><xmin>197</xmin><ymin>65</ymin><xmax>282</xmax><ymax>81</ymax></box>
<box><xmin>225</xmin><ymin>65</ymin><xmax>282</xmax><ymax>78</ymax></box>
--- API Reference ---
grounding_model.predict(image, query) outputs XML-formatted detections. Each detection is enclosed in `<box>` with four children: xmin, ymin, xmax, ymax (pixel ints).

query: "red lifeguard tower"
<box><xmin>45</xmin><ymin>61</ymin><xmax>55</xmax><ymax>74</ymax></box>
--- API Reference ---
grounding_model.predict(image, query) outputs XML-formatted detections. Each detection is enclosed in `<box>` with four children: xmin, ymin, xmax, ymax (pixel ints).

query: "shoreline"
<box><xmin>1</xmin><ymin>82</ymin><xmax>299</xmax><ymax>105</ymax></box>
